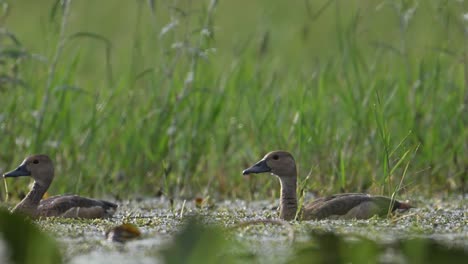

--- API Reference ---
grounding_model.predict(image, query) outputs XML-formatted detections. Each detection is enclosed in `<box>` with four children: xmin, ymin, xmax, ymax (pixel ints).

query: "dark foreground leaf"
<box><xmin>160</xmin><ymin>216</ymin><xmax>256</xmax><ymax>264</ymax></box>
<box><xmin>0</xmin><ymin>209</ymin><xmax>62</xmax><ymax>264</ymax></box>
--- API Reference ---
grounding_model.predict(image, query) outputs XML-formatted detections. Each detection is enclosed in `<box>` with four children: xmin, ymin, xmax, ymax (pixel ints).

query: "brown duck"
<box><xmin>3</xmin><ymin>154</ymin><xmax>117</xmax><ymax>218</ymax></box>
<box><xmin>243</xmin><ymin>151</ymin><xmax>411</xmax><ymax>220</ymax></box>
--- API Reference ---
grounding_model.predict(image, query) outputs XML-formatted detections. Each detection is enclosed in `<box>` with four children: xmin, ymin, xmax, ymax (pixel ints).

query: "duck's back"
<box><xmin>302</xmin><ymin>193</ymin><xmax>407</xmax><ymax>220</ymax></box>
<box><xmin>38</xmin><ymin>195</ymin><xmax>118</xmax><ymax>218</ymax></box>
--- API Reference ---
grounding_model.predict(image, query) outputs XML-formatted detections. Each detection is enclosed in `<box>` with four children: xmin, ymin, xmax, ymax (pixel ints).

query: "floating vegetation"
<box><xmin>10</xmin><ymin>197</ymin><xmax>461</xmax><ymax>263</ymax></box>
<box><xmin>106</xmin><ymin>223</ymin><xmax>141</xmax><ymax>243</ymax></box>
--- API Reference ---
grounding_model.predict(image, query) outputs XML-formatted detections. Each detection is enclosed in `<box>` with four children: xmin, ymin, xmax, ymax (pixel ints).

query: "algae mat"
<box><xmin>33</xmin><ymin>196</ymin><xmax>468</xmax><ymax>263</ymax></box>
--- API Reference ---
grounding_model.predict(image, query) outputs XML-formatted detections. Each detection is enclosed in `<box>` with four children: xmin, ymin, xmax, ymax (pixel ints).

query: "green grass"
<box><xmin>0</xmin><ymin>0</ymin><xmax>467</xmax><ymax>200</ymax></box>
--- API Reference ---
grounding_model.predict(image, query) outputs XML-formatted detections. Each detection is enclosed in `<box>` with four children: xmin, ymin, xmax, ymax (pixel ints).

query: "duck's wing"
<box><xmin>304</xmin><ymin>193</ymin><xmax>370</xmax><ymax>211</ymax></box>
<box><xmin>38</xmin><ymin>195</ymin><xmax>118</xmax><ymax>218</ymax></box>
<box><xmin>303</xmin><ymin>193</ymin><xmax>397</xmax><ymax>220</ymax></box>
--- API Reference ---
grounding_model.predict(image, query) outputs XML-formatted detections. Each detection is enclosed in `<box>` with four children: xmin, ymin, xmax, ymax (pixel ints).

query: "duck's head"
<box><xmin>242</xmin><ymin>151</ymin><xmax>297</xmax><ymax>178</ymax></box>
<box><xmin>3</xmin><ymin>154</ymin><xmax>54</xmax><ymax>187</ymax></box>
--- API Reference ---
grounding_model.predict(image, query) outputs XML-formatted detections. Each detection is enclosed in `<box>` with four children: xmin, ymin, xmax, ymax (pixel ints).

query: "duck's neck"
<box><xmin>278</xmin><ymin>176</ymin><xmax>297</xmax><ymax>220</ymax></box>
<box><xmin>13</xmin><ymin>181</ymin><xmax>49</xmax><ymax>216</ymax></box>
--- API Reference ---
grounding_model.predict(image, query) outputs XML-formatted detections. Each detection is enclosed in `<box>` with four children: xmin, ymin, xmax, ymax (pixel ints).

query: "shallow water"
<box><xmin>32</xmin><ymin>196</ymin><xmax>468</xmax><ymax>263</ymax></box>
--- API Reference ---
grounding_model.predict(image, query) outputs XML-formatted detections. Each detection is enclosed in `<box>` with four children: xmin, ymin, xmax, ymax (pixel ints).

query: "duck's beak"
<box><xmin>242</xmin><ymin>159</ymin><xmax>271</xmax><ymax>175</ymax></box>
<box><xmin>3</xmin><ymin>163</ymin><xmax>30</xmax><ymax>178</ymax></box>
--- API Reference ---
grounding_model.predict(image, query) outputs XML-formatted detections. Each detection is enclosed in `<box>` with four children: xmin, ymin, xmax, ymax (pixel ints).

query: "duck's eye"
<box><xmin>272</xmin><ymin>155</ymin><xmax>279</xmax><ymax>160</ymax></box>
<box><xmin>33</xmin><ymin>159</ymin><xmax>39</xmax><ymax>164</ymax></box>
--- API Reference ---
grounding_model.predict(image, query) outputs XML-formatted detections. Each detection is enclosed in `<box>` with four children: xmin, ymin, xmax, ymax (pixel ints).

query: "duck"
<box><xmin>242</xmin><ymin>151</ymin><xmax>412</xmax><ymax>220</ymax></box>
<box><xmin>3</xmin><ymin>154</ymin><xmax>117</xmax><ymax>218</ymax></box>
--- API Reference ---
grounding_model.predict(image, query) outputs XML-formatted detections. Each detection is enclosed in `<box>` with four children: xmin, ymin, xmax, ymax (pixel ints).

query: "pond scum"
<box><xmin>2</xmin><ymin>197</ymin><xmax>467</xmax><ymax>264</ymax></box>
<box><xmin>0</xmin><ymin>0</ymin><xmax>467</xmax><ymax>263</ymax></box>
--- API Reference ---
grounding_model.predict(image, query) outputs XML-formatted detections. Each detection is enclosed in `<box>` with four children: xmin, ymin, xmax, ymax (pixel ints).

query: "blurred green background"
<box><xmin>0</xmin><ymin>0</ymin><xmax>467</xmax><ymax>200</ymax></box>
